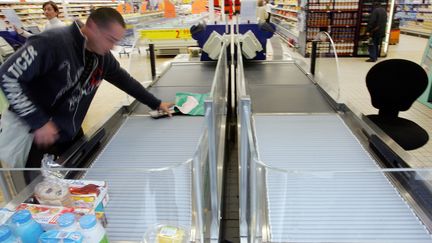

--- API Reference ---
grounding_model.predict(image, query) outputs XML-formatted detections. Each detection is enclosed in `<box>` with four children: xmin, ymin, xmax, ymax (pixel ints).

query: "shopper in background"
<box><xmin>0</xmin><ymin>8</ymin><xmax>173</xmax><ymax>182</ymax></box>
<box><xmin>257</xmin><ymin>0</ymin><xmax>269</xmax><ymax>24</ymax></box>
<box><xmin>41</xmin><ymin>1</ymin><xmax>65</xmax><ymax>30</ymax></box>
<box><xmin>16</xmin><ymin>1</ymin><xmax>65</xmax><ymax>37</ymax></box>
<box><xmin>366</xmin><ymin>1</ymin><xmax>387</xmax><ymax>62</ymax></box>
<box><xmin>265</xmin><ymin>0</ymin><xmax>274</xmax><ymax>23</ymax></box>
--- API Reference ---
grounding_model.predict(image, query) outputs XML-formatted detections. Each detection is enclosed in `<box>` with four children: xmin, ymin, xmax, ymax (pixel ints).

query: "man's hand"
<box><xmin>158</xmin><ymin>102</ymin><xmax>175</xmax><ymax>117</ymax></box>
<box><xmin>34</xmin><ymin>121</ymin><xmax>59</xmax><ymax>148</ymax></box>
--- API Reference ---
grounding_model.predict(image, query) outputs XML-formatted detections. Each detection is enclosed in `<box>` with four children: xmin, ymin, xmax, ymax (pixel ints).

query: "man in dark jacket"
<box><xmin>366</xmin><ymin>1</ymin><xmax>387</xmax><ymax>62</ymax></box>
<box><xmin>0</xmin><ymin>8</ymin><xmax>173</xmax><ymax>181</ymax></box>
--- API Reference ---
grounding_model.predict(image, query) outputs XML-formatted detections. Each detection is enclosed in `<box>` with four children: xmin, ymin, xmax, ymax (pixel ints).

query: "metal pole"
<box><xmin>310</xmin><ymin>40</ymin><xmax>318</xmax><ymax>75</ymax></box>
<box><xmin>149</xmin><ymin>44</ymin><xmax>156</xmax><ymax>80</ymax></box>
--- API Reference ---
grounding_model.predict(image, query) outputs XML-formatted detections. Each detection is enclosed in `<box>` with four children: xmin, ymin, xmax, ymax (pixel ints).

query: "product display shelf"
<box><xmin>272</xmin><ymin>0</ymin><xmax>300</xmax><ymax>46</ymax></box>
<box><xmin>0</xmin><ymin>0</ymin><xmax>119</xmax><ymax>28</ymax></box>
<box><xmin>301</xmin><ymin>0</ymin><xmax>359</xmax><ymax>57</ymax></box>
<box><xmin>396</xmin><ymin>0</ymin><xmax>432</xmax><ymax>36</ymax></box>
<box><xmin>356</xmin><ymin>0</ymin><xmax>392</xmax><ymax>56</ymax></box>
<box><xmin>63</xmin><ymin>1</ymin><xmax>118</xmax><ymax>21</ymax></box>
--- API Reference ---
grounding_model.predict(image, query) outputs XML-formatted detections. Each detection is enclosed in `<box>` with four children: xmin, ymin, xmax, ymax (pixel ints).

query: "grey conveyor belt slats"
<box><xmin>253</xmin><ymin>114</ymin><xmax>432</xmax><ymax>243</ymax></box>
<box><xmin>84</xmin><ymin>116</ymin><xmax>204</xmax><ymax>242</ymax></box>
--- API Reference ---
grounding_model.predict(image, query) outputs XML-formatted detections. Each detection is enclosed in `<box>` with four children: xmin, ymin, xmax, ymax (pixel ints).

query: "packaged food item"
<box><xmin>39</xmin><ymin>230</ymin><xmax>83</xmax><ymax>243</ymax></box>
<box><xmin>143</xmin><ymin>224</ymin><xmax>189</xmax><ymax>243</ymax></box>
<box><xmin>64</xmin><ymin>180</ymin><xmax>109</xmax><ymax>227</ymax></box>
<box><xmin>65</xmin><ymin>180</ymin><xmax>108</xmax><ymax>209</ymax></box>
<box><xmin>57</xmin><ymin>213</ymin><xmax>79</xmax><ymax>232</ymax></box>
<box><xmin>10</xmin><ymin>210</ymin><xmax>44</xmax><ymax>243</ymax></box>
<box><xmin>157</xmin><ymin>226</ymin><xmax>186</xmax><ymax>243</ymax></box>
<box><xmin>0</xmin><ymin>225</ymin><xmax>19</xmax><ymax>243</ymax></box>
<box><xmin>15</xmin><ymin>203</ymin><xmax>91</xmax><ymax>231</ymax></box>
<box><xmin>34</xmin><ymin>181</ymin><xmax>73</xmax><ymax>207</ymax></box>
<box><xmin>79</xmin><ymin>215</ymin><xmax>108</xmax><ymax>243</ymax></box>
<box><xmin>34</xmin><ymin>154</ymin><xmax>73</xmax><ymax>207</ymax></box>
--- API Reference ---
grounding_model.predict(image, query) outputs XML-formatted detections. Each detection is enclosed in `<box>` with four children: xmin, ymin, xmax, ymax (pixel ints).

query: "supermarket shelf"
<box><xmin>399</xmin><ymin>10</ymin><xmax>432</xmax><ymax>12</ymax></box>
<box><xmin>274</xmin><ymin>21</ymin><xmax>299</xmax><ymax>41</ymax></box>
<box><xmin>398</xmin><ymin>2</ymin><xmax>432</xmax><ymax>4</ymax></box>
<box><xmin>332</xmin><ymin>8</ymin><xmax>360</xmax><ymax>11</ymax></box>
<box><xmin>272</xmin><ymin>12</ymin><xmax>298</xmax><ymax>21</ymax></box>
<box><xmin>275</xmin><ymin>3</ymin><xmax>298</xmax><ymax>6</ymax></box>
<box><xmin>0</xmin><ymin>1</ymin><xmax>123</xmax><ymax>27</ymax></box>
<box><xmin>308</xmin><ymin>9</ymin><xmax>332</xmax><ymax>12</ymax></box>
<box><xmin>331</xmin><ymin>24</ymin><xmax>357</xmax><ymax>27</ymax></box>
<box><xmin>400</xmin><ymin>25</ymin><xmax>432</xmax><ymax>37</ymax></box>
<box><xmin>273</xmin><ymin>7</ymin><xmax>298</xmax><ymax>13</ymax></box>
<box><xmin>307</xmin><ymin>24</ymin><xmax>331</xmax><ymax>27</ymax></box>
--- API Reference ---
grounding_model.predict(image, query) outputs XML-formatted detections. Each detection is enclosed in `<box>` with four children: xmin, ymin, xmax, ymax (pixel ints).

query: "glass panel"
<box><xmin>253</xmin><ymin>163</ymin><xmax>432</xmax><ymax>243</ymax></box>
<box><xmin>313</xmin><ymin>31</ymin><xmax>342</xmax><ymax>104</ymax></box>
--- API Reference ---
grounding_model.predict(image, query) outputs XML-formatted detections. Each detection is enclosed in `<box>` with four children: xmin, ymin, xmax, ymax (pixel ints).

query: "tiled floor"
<box><xmin>83</xmin><ymin>34</ymin><xmax>432</xmax><ymax>168</ymax></box>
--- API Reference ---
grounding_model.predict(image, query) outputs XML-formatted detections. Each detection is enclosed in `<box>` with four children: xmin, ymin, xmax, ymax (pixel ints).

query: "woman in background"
<box><xmin>17</xmin><ymin>1</ymin><xmax>65</xmax><ymax>37</ymax></box>
<box><xmin>42</xmin><ymin>1</ymin><xmax>65</xmax><ymax>30</ymax></box>
<box><xmin>257</xmin><ymin>0</ymin><xmax>269</xmax><ymax>23</ymax></box>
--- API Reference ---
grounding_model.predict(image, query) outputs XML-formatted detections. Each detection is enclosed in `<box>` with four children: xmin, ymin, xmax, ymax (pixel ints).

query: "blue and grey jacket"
<box><xmin>0</xmin><ymin>21</ymin><xmax>161</xmax><ymax>143</ymax></box>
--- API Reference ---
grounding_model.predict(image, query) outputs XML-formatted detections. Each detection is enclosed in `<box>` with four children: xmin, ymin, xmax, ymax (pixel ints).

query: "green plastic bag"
<box><xmin>175</xmin><ymin>92</ymin><xmax>209</xmax><ymax>116</ymax></box>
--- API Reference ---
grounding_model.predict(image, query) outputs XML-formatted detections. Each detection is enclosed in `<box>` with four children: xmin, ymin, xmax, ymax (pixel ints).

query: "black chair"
<box><xmin>366</xmin><ymin>59</ymin><xmax>429</xmax><ymax>150</ymax></box>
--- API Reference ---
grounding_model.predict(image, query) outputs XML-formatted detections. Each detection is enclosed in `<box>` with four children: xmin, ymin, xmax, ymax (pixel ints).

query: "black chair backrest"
<box><xmin>366</xmin><ymin>59</ymin><xmax>429</xmax><ymax>150</ymax></box>
<box><xmin>366</xmin><ymin>59</ymin><xmax>428</xmax><ymax>117</ymax></box>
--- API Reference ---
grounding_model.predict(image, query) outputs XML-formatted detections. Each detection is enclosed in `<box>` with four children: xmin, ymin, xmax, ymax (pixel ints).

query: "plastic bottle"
<box><xmin>11</xmin><ymin>210</ymin><xmax>43</xmax><ymax>243</ymax></box>
<box><xmin>57</xmin><ymin>213</ymin><xmax>78</xmax><ymax>232</ymax></box>
<box><xmin>79</xmin><ymin>215</ymin><xmax>108</xmax><ymax>243</ymax></box>
<box><xmin>39</xmin><ymin>230</ymin><xmax>83</xmax><ymax>243</ymax></box>
<box><xmin>0</xmin><ymin>226</ymin><xmax>20</xmax><ymax>243</ymax></box>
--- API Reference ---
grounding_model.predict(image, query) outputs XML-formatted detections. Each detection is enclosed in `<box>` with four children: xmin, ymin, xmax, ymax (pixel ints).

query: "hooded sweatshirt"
<box><xmin>0</xmin><ymin>21</ymin><xmax>161</xmax><ymax>143</ymax></box>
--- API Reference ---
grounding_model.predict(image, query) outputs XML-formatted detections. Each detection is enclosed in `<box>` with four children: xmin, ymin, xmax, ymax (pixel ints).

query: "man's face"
<box><xmin>87</xmin><ymin>21</ymin><xmax>125</xmax><ymax>55</ymax></box>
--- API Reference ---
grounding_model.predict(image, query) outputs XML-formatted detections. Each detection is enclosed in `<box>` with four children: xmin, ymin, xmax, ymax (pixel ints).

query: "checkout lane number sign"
<box><xmin>139</xmin><ymin>29</ymin><xmax>191</xmax><ymax>40</ymax></box>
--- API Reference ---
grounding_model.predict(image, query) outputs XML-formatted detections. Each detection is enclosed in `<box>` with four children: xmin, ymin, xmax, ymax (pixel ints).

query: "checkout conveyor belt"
<box><xmin>243</xmin><ymin>62</ymin><xmax>333</xmax><ymax>113</ymax></box>
<box><xmin>81</xmin><ymin>62</ymin><xmax>215</xmax><ymax>241</ymax></box>
<box><xmin>241</xmin><ymin>61</ymin><xmax>432</xmax><ymax>242</ymax></box>
<box><xmin>255</xmin><ymin>115</ymin><xmax>432</xmax><ymax>243</ymax></box>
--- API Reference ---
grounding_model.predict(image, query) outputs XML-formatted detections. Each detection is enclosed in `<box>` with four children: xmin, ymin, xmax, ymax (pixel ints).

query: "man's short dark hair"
<box><xmin>87</xmin><ymin>7</ymin><xmax>126</xmax><ymax>29</ymax></box>
<box><xmin>373</xmin><ymin>1</ymin><xmax>382</xmax><ymax>7</ymax></box>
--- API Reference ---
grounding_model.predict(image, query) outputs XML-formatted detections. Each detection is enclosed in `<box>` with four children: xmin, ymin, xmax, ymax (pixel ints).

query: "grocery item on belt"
<box><xmin>34</xmin><ymin>180</ymin><xmax>73</xmax><ymax>207</ymax></box>
<box><xmin>39</xmin><ymin>230</ymin><xmax>83</xmax><ymax>243</ymax></box>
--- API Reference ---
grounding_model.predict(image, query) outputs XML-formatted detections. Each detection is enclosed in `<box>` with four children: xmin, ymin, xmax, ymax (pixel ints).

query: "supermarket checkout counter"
<box><xmin>2</xmin><ymin>47</ymin><xmax>227</xmax><ymax>242</ymax></box>
<box><xmin>236</xmin><ymin>39</ymin><xmax>432</xmax><ymax>242</ymax></box>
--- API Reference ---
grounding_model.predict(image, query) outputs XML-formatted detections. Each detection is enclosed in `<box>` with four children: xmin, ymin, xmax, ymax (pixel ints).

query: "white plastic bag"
<box><xmin>0</xmin><ymin>109</ymin><xmax>34</xmax><ymax>168</ymax></box>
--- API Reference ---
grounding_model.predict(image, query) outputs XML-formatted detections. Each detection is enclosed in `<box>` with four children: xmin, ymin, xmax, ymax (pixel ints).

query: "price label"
<box><xmin>139</xmin><ymin>29</ymin><xmax>191</xmax><ymax>40</ymax></box>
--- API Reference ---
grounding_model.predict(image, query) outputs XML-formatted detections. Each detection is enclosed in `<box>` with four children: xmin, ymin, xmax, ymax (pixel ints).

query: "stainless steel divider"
<box><xmin>205</xmin><ymin>42</ymin><xmax>229</xmax><ymax>241</ymax></box>
<box><xmin>237</xmin><ymin>40</ymin><xmax>261</xmax><ymax>243</ymax></box>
